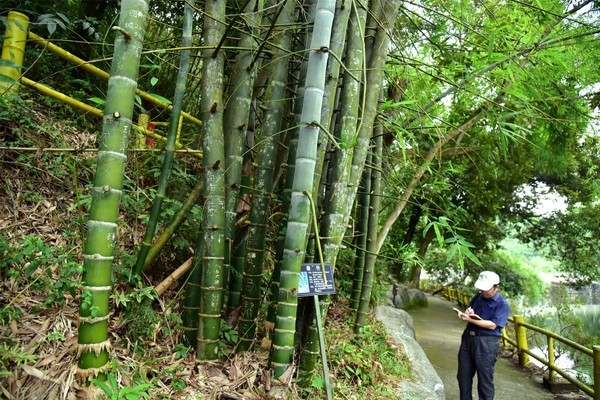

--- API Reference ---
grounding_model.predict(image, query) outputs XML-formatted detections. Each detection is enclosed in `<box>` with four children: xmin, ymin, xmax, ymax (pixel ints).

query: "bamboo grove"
<box><xmin>3</xmin><ymin>0</ymin><xmax>598</xmax><ymax>390</ymax></box>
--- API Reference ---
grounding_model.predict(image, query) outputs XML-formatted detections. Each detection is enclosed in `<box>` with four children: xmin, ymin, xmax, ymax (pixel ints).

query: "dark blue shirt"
<box><xmin>467</xmin><ymin>292</ymin><xmax>510</xmax><ymax>336</ymax></box>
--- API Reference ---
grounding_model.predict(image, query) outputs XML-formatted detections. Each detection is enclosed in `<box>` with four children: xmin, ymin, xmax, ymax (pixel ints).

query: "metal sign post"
<box><xmin>298</xmin><ymin>263</ymin><xmax>336</xmax><ymax>400</ymax></box>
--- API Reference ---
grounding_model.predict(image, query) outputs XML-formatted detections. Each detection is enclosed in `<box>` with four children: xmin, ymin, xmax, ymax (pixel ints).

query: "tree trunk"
<box><xmin>407</xmin><ymin>226</ymin><xmax>435</xmax><ymax>289</ymax></box>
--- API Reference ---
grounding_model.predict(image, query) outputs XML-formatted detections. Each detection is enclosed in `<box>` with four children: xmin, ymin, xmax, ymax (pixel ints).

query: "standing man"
<box><xmin>456</xmin><ymin>271</ymin><xmax>510</xmax><ymax>400</ymax></box>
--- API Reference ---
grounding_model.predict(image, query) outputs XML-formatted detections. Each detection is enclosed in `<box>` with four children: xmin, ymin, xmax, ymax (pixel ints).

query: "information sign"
<box><xmin>297</xmin><ymin>263</ymin><xmax>336</xmax><ymax>297</ymax></box>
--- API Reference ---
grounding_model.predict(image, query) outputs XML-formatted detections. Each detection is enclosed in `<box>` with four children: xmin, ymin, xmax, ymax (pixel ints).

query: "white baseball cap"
<box><xmin>474</xmin><ymin>271</ymin><xmax>500</xmax><ymax>291</ymax></box>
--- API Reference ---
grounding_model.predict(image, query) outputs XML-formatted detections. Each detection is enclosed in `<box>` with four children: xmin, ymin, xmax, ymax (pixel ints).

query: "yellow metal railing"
<box><xmin>443</xmin><ymin>287</ymin><xmax>599</xmax><ymax>399</ymax></box>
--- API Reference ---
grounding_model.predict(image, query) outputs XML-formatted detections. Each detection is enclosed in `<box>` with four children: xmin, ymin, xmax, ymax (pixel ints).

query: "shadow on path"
<box><xmin>409</xmin><ymin>294</ymin><xmax>555</xmax><ymax>400</ymax></box>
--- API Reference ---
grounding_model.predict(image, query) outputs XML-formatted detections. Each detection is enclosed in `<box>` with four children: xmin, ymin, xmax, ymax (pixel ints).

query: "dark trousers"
<box><xmin>457</xmin><ymin>331</ymin><xmax>500</xmax><ymax>400</ymax></box>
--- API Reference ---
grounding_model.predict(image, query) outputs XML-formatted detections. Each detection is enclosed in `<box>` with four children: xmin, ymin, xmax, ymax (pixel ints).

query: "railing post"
<box><xmin>0</xmin><ymin>11</ymin><xmax>29</xmax><ymax>94</ymax></box>
<box><xmin>461</xmin><ymin>292</ymin><xmax>469</xmax><ymax>308</ymax></box>
<box><xmin>176</xmin><ymin>114</ymin><xmax>183</xmax><ymax>145</ymax></box>
<box><xmin>547</xmin><ymin>336</ymin><xmax>555</xmax><ymax>382</ymax></box>
<box><xmin>137</xmin><ymin>113</ymin><xmax>149</xmax><ymax>149</ymax></box>
<box><xmin>514</xmin><ymin>315</ymin><xmax>530</xmax><ymax>366</ymax></box>
<box><xmin>593</xmin><ymin>345</ymin><xmax>599</xmax><ymax>400</ymax></box>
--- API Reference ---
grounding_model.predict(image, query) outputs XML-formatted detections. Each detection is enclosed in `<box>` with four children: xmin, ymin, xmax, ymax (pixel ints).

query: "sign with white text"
<box><xmin>297</xmin><ymin>263</ymin><xmax>336</xmax><ymax>297</ymax></box>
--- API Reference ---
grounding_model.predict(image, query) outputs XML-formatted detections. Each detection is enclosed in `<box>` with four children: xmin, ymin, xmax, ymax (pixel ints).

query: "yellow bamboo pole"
<box><xmin>20</xmin><ymin>76</ymin><xmax>103</xmax><ymax>117</ymax></box>
<box><xmin>27</xmin><ymin>31</ymin><xmax>203</xmax><ymax>128</ymax></box>
<box><xmin>514</xmin><ymin>315</ymin><xmax>530</xmax><ymax>366</ymax></box>
<box><xmin>547</xmin><ymin>336</ymin><xmax>556</xmax><ymax>382</ymax></box>
<box><xmin>0</xmin><ymin>11</ymin><xmax>29</xmax><ymax>94</ymax></box>
<box><xmin>154</xmin><ymin>257</ymin><xmax>193</xmax><ymax>296</ymax></box>
<box><xmin>137</xmin><ymin>113</ymin><xmax>149</xmax><ymax>149</ymax></box>
<box><xmin>19</xmin><ymin>77</ymin><xmax>202</xmax><ymax>158</ymax></box>
<box><xmin>594</xmin><ymin>346</ymin><xmax>599</xmax><ymax>400</ymax></box>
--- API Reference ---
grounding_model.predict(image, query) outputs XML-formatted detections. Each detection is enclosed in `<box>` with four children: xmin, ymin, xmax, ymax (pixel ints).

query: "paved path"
<box><xmin>409</xmin><ymin>294</ymin><xmax>555</xmax><ymax>400</ymax></box>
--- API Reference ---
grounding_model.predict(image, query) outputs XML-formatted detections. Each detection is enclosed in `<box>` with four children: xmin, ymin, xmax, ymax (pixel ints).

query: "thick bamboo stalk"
<box><xmin>270</xmin><ymin>0</ymin><xmax>335</xmax><ymax>379</ymax></box>
<box><xmin>196</xmin><ymin>0</ymin><xmax>227</xmax><ymax>361</ymax></box>
<box><xmin>224</xmin><ymin>0</ymin><xmax>262</xmax><ymax>319</ymax></box>
<box><xmin>77</xmin><ymin>0</ymin><xmax>150</xmax><ymax>380</ymax></box>
<box><xmin>238</xmin><ymin>0</ymin><xmax>294</xmax><ymax>352</ymax></box>
<box><xmin>319</xmin><ymin>1</ymin><xmax>367</xmax><ymax>269</ymax></box>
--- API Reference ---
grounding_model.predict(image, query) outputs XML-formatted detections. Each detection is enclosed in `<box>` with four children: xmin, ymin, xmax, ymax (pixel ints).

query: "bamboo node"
<box><xmin>317</xmin><ymin>46</ymin><xmax>329</xmax><ymax>53</ymax></box>
<box><xmin>76</xmin><ymin>362</ymin><xmax>110</xmax><ymax>381</ymax></box>
<box><xmin>113</xmin><ymin>111</ymin><xmax>120</xmax><ymax>118</ymax></box>
<box><xmin>79</xmin><ymin>314</ymin><xmax>110</xmax><ymax>324</ymax></box>
<box><xmin>77</xmin><ymin>339</ymin><xmax>111</xmax><ymax>357</ymax></box>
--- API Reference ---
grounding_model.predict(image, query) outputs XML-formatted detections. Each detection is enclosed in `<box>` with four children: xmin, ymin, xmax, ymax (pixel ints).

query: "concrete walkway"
<box><xmin>409</xmin><ymin>294</ymin><xmax>555</xmax><ymax>400</ymax></box>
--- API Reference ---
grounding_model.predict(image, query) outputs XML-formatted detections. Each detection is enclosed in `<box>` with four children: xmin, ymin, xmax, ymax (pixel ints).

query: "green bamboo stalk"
<box><xmin>227</xmin><ymin>170</ymin><xmax>251</xmax><ymax>311</ymax></box>
<box><xmin>297</xmin><ymin>0</ymin><xmax>354</xmax><ymax>375</ymax></box>
<box><xmin>269</xmin><ymin>0</ymin><xmax>335</xmax><ymax>379</ymax></box>
<box><xmin>196</xmin><ymin>0</ymin><xmax>227</xmax><ymax>361</ymax></box>
<box><xmin>238</xmin><ymin>0</ymin><xmax>295</xmax><ymax>351</ymax></box>
<box><xmin>344</xmin><ymin>0</ymin><xmax>401</xmax><ymax>220</ymax></box>
<box><xmin>354</xmin><ymin>123</ymin><xmax>383</xmax><ymax>333</ymax></box>
<box><xmin>143</xmin><ymin>177</ymin><xmax>203</xmax><ymax>268</ymax></box>
<box><xmin>319</xmin><ymin>0</ymin><xmax>367</xmax><ymax>268</ymax></box>
<box><xmin>299</xmin><ymin>0</ymin><xmax>400</xmax><ymax>374</ymax></box>
<box><xmin>264</xmin><ymin>0</ymin><xmax>315</xmax><ymax>335</ymax></box>
<box><xmin>182</xmin><ymin>233</ymin><xmax>204</xmax><ymax>347</ymax></box>
<box><xmin>350</xmin><ymin>151</ymin><xmax>372</xmax><ymax>309</ymax></box>
<box><xmin>224</xmin><ymin>0</ymin><xmax>262</xmax><ymax>313</ymax></box>
<box><xmin>77</xmin><ymin>0</ymin><xmax>150</xmax><ymax>380</ymax></box>
<box><xmin>133</xmin><ymin>0</ymin><xmax>195</xmax><ymax>279</ymax></box>
<box><xmin>311</xmin><ymin>0</ymin><xmax>351</xmax><ymax>201</ymax></box>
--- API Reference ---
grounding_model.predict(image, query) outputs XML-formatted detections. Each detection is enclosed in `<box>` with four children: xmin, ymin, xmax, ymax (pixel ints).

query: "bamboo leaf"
<box><xmin>445</xmin><ymin>244</ymin><xmax>458</xmax><ymax>264</ymax></box>
<box><xmin>462</xmin><ymin>246</ymin><xmax>481</xmax><ymax>266</ymax></box>
<box><xmin>87</xmin><ymin>97</ymin><xmax>105</xmax><ymax>105</ymax></box>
